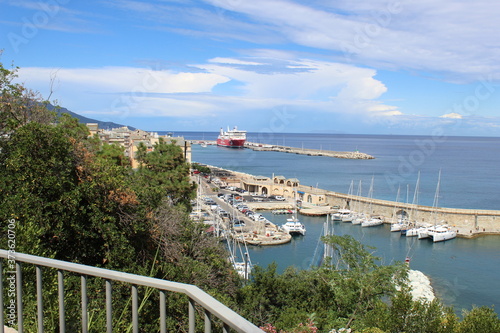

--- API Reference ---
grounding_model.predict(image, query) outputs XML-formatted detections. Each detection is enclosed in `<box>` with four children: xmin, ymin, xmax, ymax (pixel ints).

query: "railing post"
<box><xmin>106</xmin><ymin>279</ymin><xmax>112</xmax><ymax>333</ymax></box>
<box><xmin>16</xmin><ymin>261</ymin><xmax>23</xmax><ymax>333</ymax></box>
<box><xmin>132</xmin><ymin>284</ymin><xmax>138</xmax><ymax>333</ymax></box>
<box><xmin>159</xmin><ymin>290</ymin><xmax>166</xmax><ymax>333</ymax></box>
<box><xmin>0</xmin><ymin>261</ymin><xmax>4</xmax><ymax>333</ymax></box>
<box><xmin>58</xmin><ymin>270</ymin><xmax>65</xmax><ymax>333</ymax></box>
<box><xmin>188</xmin><ymin>298</ymin><xmax>195</xmax><ymax>333</ymax></box>
<box><xmin>204</xmin><ymin>309</ymin><xmax>212</xmax><ymax>333</ymax></box>
<box><xmin>36</xmin><ymin>266</ymin><xmax>44</xmax><ymax>333</ymax></box>
<box><xmin>222</xmin><ymin>323</ymin><xmax>230</xmax><ymax>333</ymax></box>
<box><xmin>81</xmin><ymin>275</ymin><xmax>88</xmax><ymax>333</ymax></box>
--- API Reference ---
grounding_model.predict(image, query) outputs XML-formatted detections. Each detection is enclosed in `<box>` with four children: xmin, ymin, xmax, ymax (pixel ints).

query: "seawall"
<box><xmin>245</xmin><ymin>142</ymin><xmax>375</xmax><ymax>159</ymax></box>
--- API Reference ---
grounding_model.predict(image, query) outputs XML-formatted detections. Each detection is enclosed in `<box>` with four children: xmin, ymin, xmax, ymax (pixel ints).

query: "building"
<box><xmin>86</xmin><ymin>124</ymin><xmax>191</xmax><ymax>168</ymax></box>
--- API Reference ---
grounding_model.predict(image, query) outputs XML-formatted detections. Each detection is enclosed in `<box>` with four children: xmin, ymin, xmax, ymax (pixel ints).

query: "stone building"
<box><xmin>86</xmin><ymin>124</ymin><xmax>191</xmax><ymax>168</ymax></box>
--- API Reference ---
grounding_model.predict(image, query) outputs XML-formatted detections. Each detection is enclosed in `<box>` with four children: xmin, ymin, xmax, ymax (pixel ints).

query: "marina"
<box><xmin>186</xmin><ymin>132</ymin><xmax>500</xmax><ymax>315</ymax></box>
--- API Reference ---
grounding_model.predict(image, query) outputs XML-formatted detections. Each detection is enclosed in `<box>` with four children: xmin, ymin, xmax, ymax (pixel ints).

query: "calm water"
<box><xmin>179</xmin><ymin>132</ymin><xmax>500</xmax><ymax>313</ymax></box>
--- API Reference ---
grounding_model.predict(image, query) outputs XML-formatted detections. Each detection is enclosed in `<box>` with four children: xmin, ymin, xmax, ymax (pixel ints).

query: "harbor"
<box><xmin>188</xmin><ymin>133</ymin><xmax>500</xmax><ymax>313</ymax></box>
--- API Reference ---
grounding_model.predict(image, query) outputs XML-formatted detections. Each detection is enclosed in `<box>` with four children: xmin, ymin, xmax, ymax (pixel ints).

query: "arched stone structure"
<box><xmin>274</xmin><ymin>176</ymin><xmax>286</xmax><ymax>185</ymax></box>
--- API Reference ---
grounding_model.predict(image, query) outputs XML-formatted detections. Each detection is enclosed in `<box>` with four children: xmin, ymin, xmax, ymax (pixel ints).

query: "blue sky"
<box><xmin>1</xmin><ymin>0</ymin><xmax>500</xmax><ymax>135</ymax></box>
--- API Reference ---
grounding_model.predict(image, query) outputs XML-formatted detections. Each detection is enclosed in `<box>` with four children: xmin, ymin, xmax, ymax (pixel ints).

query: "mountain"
<box><xmin>46</xmin><ymin>104</ymin><xmax>136</xmax><ymax>130</ymax></box>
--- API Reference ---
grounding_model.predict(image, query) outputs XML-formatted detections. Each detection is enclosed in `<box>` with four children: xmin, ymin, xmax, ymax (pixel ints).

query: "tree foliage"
<box><xmin>133</xmin><ymin>139</ymin><xmax>196</xmax><ymax>211</ymax></box>
<box><xmin>0</xmin><ymin>59</ymin><xmax>238</xmax><ymax>331</ymax></box>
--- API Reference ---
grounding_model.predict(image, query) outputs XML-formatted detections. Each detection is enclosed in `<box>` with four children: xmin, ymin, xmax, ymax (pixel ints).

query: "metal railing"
<box><xmin>0</xmin><ymin>250</ymin><xmax>262</xmax><ymax>333</ymax></box>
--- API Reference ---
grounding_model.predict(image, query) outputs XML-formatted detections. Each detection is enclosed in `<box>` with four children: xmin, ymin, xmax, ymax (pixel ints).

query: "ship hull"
<box><xmin>216</xmin><ymin>138</ymin><xmax>246</xmax><ymax>148</ymax></box>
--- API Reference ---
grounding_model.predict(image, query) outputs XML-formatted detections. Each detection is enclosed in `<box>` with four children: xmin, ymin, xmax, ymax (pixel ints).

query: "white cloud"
<box><xmin>202</xmin><ymin>0</ymin><xmax>500</xmax><ymax>82</ymax></box>
<box><xmin>209</xmin><ymin>58</ymin><xmax>262</xmax><ymax>66</ymax></box>
<box><xmin>15</xmin><ymin>56</ymin><xmax>399</xmax><ymax>121</ymax></box>
<box><xmin>441</xmin><ymin>112</ymin><xmax>463</xmax><ymax>119</ymax></box>
<box><xmin>17</xmin><ymin>67</ymin><xmax>229</xmax><ymax>94</ymax></box>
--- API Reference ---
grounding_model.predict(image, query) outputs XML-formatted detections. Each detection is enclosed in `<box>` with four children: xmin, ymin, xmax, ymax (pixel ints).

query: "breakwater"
<box><xmin>190</xmin><ymin>140</ymin><xmax>374</xmax><ymax>159</ymax></box>
<box><xmin>245</xmin><ymin>142</ymin><xmax>375</xmax><ymax>159</ymax></box>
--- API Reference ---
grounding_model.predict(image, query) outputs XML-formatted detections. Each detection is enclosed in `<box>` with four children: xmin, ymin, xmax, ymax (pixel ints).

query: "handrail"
<box><xmin>0</xmin><ymin>249</ymin><xmax>263</xmax><ymax>333</ymax></box>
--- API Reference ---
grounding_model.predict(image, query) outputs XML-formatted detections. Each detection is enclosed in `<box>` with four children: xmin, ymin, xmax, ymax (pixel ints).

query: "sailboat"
<box><xmin>401</xmin><ymin>171</ymin><xmax>420</xmax><ymax>237</ymax></box>
<box><xmin>427</xmin><ymin>170</ymin><xmax>457</xmax><ymax>242</ymax></box>
<box><xmin>226</xmin><ymin>229</ymin><xmax>252</xmax><ymax>279</ymax></box>
<box><xmin>417</xmin><ymin>171</ymin><xmax>442</xmax><ymax>240</ymax></box>
<box><xmin>390</xmin><ymin>185</ymin><xmax>407</xmax><ymax>232</ymax></box>
<box><xmin>351</xmin><ymin>180</ymin><xmax>365</xmax><ymax>225</ymax></box>
<box><xmin>361</xmin><ymin>176</ymin><xmax>384</xmax><ymax>227</ymax></box>
<box><xmin>402</xmin><ymin>172</ymin><xmax>429</xmax><ymax>237</ymax></box>
<box><xmin>332</xmin><ymin>181</ymin><xmax>354</xmax><ymax>222</ymax></box>
<box><xmin>323</xmin><ymin>214</ymin><xmax>335</xmax><ymax>262</ymax></box>
<box><xmin>430</xmin><ymin>225</ymin><xmax>457</xmax><ymax>242</ymax></box>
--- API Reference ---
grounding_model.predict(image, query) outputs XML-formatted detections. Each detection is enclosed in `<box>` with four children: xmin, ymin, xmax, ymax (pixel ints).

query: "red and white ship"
<box><xmin>217</xmin><ymin>126</ymin><xmax>247</xmax><ymax>148</ymax></box>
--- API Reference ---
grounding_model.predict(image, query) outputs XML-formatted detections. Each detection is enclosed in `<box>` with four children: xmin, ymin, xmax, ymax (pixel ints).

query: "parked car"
<box><xmin>274</xmin><ymin>196</ymin><xmax>285</xmax><ymax>201</ymax></box>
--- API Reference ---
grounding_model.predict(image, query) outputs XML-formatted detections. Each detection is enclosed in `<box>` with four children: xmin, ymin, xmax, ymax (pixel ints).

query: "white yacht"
<box><xmin>282</xmin><ymin>216</ymin><xmax>306</xmax><ymax>236</ymax></box>
<box><xmin>332</xmin><ymin>209</ymin><xmax>353</xmax><ymax>222</ymax></box>
<box><xmin>430</xmin><ymin>225</ymin><xmax>457</xmax><ymax>242</ymax></box>
<box><xmin>361</xmin><ymin>216</ymin><xmax>384</xmax><ymax>227</ymax></box>
<box><xmin>404</xmin><ymin>224</ymin><xmax>430</xmax><ymax>237</ymax></box>
<box><xmin>390</xmin><ymin>222</ymin><xmax>405</xmax><ymax>232</ymax></box>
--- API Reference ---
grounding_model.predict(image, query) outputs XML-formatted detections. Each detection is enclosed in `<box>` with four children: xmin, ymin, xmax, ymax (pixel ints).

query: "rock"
<box><xmin>407</xmin><ymin>269</ymin><xmax>435</xmax><ymax>302</ymax></box>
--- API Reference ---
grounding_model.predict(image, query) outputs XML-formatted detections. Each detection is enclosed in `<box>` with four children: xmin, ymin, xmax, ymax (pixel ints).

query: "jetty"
<box><xmin>245</xmin><ymin>142</ymin><xmax>374</xmax><ymax>159</ymax></box>
<box><xmin>191</xmin><ymin>140</ymin><xmax>374</xmax><ymax>160</ymax></box>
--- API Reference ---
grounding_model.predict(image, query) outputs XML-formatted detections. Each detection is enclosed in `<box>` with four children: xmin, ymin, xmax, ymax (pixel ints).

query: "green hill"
<box><xmin>46</xmin><ymin>104</ymin><xmax>136</xmax><ymax>130</ymax></box>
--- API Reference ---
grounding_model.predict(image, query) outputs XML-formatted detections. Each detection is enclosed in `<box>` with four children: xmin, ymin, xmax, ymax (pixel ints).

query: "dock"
<box><xmin>245</xmin><ymin>142</ymin><xmax>374</xmax><ymax>159</ymax></box>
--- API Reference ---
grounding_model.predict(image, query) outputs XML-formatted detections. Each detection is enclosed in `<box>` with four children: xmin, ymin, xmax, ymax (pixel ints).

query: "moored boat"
<box><xmin>217</xmin><ymin>126</ymin><xmax>246</xmax><ymax>148</ymax></box>
<box><xmin>332</xmin><ymin>209</ymin><xmax>353</xmax><ymax>222</ymax></box>
<box><xmin>430</xmin><ymin>225</ymin><xmax>457</xmax><ymax>242</ymax></box>
<box><xmin>390</xmin><ymin>221</ymin><xmax>406</xmax><ymax>232</ymax></box>
<box><xmin>361</xmin><ymin>216</ymin><xmax>384</xmax><ymax>227</ymax></box>
<box><xmin>282</xmin><ymin>216</ymin><xmax>306</xmax><ymax>236</ymax></box>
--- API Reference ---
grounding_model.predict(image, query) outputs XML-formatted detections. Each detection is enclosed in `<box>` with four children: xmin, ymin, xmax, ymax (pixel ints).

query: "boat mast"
<box><xmin>431</xmin><ymin>169</ymin><xmax>442</xmax><ymax>225</ymax></box>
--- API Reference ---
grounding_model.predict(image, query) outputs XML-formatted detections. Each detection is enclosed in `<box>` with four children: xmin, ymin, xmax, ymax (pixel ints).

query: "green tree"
<box><xmin>97</xmin><ymin>142</ymin><xmax>130</xmax><ymax>166</ymax></box>
<box><xmin>0</xmin><ymin>59</ymin><xmax>240</xmax><ymax>332</ymax></box>
<box><xmin>321</xmin><ymin>234</ymin><xmax>404</xmax><ymax>328</ymax></box>
<box><xmin>191</xmin><ymin>162</ymin><xmax>211</xmax><ymax>174</ymax></box>
<box><xmin>0</xmin><ymin>58</ymin><xmax>55</xmax><ymax>137</ymax></box>
<box><xmin>458</xmin><ymin>306</ymin><xmax>500</xmax><ymax>333</ymax></box>
<box><xmin>133</xmin><ymin>138</ymin><xmax>196</xmax><ymax>211</ymax></box>
<box><xmin>363</xmin><ymin>289</ymin><xmax>459</xmax><ymax>333</ymax></box>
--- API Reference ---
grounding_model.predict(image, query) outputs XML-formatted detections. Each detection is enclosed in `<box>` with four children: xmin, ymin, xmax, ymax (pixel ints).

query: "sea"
<box><xmin>169</xmin><ymin>131</ymin><xmax>500</xmax><ymax>314</ymax></box>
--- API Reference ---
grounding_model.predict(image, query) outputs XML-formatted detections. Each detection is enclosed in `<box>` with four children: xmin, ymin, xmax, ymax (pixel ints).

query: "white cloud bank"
<box><xmin>16</xmin><ymin>56</ymin><xmax>401</xmax><ymax>121</ymax></box>
<box><xmin>18</xmin><ymin>67</ymin><xmax>230</xmax><ymax>94</ymax></box>
<box><xmin>201</xmin><ymin>0</ymin><xmax>500</xmax><ymax>82</ymax></box>
<box><xmin>441</xmin><ymin>112</ymin><xmax>463</xmax><ymax>119</ymax></box>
